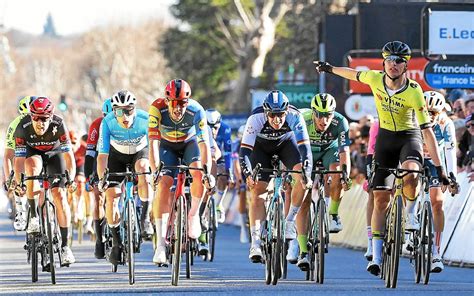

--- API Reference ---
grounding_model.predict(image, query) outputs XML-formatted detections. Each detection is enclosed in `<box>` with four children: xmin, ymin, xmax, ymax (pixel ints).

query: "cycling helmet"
<box><xmin>311</xmin><ymin>93</ymin><xmax>336</xmax><ymax>113</ymax></box>
<box><xmin>206</xmin><ymin>109</ymin><xmax>222</xmax><ymax>125</ymax></box>
<box><xmin>111</xmin><ymin>90</ymin><xmax>136</xmax><ymax>107</ymax></box>
<box><xmin>382</xmin><ymin>41</ymin><xmax>411</xmax><ymax>61</ymax></box>
<box><xmin>262</xmin><ymin>90</ymin><xmax>289</xmax><ymax>113</ymax></box>
<box><xmin>102</xmin><ymin>98</ymin><xmax>113</xmax><ymax>115</ymax></box>
<box><xmin>18</xmin><ymin>96</ymin><xmax>33</xmax><ymax>114</ymax></box>
<box><xmin>424</xmin><ymin>91</ymin><xmax>449</xmax><ymax>113</ymax></box>
<box><xmin>30</xmin><ymin>96</ymin><xmax>54</xmax><ymax>116</ymax></box>
<box><xmin>165</xmin><ymin>79</ymin><xmax>191</xmax><ymax>100</ymax></box>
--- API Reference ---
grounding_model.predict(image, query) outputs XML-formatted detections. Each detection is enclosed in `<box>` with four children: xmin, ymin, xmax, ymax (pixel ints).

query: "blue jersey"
<box><xmin>98</xmin><ymin>109</ymin><xmax>149</xmax><ymax>154</ymax></box>
<box><xmin>216</xmin><ymin>121</ymin><xmax>232</xmax><ymax>169</ymax></box>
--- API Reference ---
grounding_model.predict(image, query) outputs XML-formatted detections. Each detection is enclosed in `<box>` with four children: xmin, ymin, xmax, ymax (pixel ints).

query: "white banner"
<box><xmin>344</xmin><ymin>94</ymin><xmax>378</xmax><ymax>121</ymax></box>
<box><xmin>428</xmin><ymin>11</ymin><xmax>474</xmax><ymax>55</ymax></box>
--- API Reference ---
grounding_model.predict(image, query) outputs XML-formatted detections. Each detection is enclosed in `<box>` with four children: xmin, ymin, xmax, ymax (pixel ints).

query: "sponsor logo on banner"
<box><xmin>348</xmin><ymin>57</ymin><xmax>431</xmax><ymax>94</ymax></box>
<box><xmin>424</xmin><ymin>61</ymin><xmax>474</xmax><ymax>89</ymax></box>
<box><xmin>344</xmin><ymin>94</ymin><xmax>377</xmax><ymax>121</ymax></box>
<box><xmin>428</xmin><ymin>11</ymin><xmax>474</xmax><ymax>55</ymax></box>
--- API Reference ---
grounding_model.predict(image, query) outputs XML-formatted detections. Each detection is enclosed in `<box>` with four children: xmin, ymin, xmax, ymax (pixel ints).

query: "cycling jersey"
<box><xmin>240</xmin><ymin>105</ymin><xmax>312</xmax><ymax>175</ymax></box>
<box><xmin>301</xmin><ymin>109</ymin><xmax>349</xmax><ymax>153</ymax></box>
<box><xmin>216</xmin><ymin>121</ymin><xmax>232</xmax><ymax>170</ymax></box>
<box><xmin>84</xmin><ymin>116</ymin><xmax>103</xmax><ymax>178</ymax></box>
<box><xmin>356</xmin><ymin>70</ymin><xmax>431</xmax><ymax>132</ymax></box>
<box><xmin>4</xmin><ymin>114</ymin><xmax>27</xmax><ymax>150</ymax></box>
<box><xmin>98</xmin><ymin>109</ymin><xmax>149</xmax><ymax>155</ymax></box>
<box><xmin>148</xmin><ymin>98</ymin><xmax>209</xmax><ymax>145</ymax></box>
<box><xmin>426</xmin><ymin>113</ymin><xmax>457</xmax><ymax>175</ymax></box>
<box><xmin>14</xmin><ymin>114</ymin><xmax>71</xmax><ymax>157</ymax></box>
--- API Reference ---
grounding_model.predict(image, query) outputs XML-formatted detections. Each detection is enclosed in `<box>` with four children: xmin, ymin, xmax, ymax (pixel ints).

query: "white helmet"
<box><xmin>424</xmin><ymin>91</ymin><xmax>449</xmax><ymax>113</ymax></box>
<box><xmin>111</xmin><ymin>90</ymin><xmax>137</xmax><ymax>107</ymax></box>
<box><xmin>206</xmin><ymin>109</ymin><xmax>221</xmax><ymax>125</ymax></box>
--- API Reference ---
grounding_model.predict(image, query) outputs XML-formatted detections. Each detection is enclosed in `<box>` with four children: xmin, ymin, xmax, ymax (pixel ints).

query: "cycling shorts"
<box><xmin>107</xmin><ymin>146</ymin><xmax>149</xmax><ymax>186</ymax></box>
<box><xmin>160</xmin><ymin>139</ymin><xmax>201</xmax><ymax>177</ymax></box>
<box><xmin>25</xmin><ymin>146</ymin><xmax>66</xmax><ymax>188</ymax></box>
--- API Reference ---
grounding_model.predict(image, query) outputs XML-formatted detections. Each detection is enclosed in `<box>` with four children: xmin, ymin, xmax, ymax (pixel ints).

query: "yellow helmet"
<box><xmin>311</xmin><ymin>93</ymin><xmax>336</xmax><ymax>113</ymax></box>
<box><xmin>18</xmin><ymin>96</ymin><xmax>33</xmax><ymax>114</ymax></box>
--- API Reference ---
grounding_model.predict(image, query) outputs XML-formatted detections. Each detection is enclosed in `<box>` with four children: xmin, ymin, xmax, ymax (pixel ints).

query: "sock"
<box><xmin>154</xmin><ymin>218</ymin><xmax>164</xmax><ymax>246</ymax></box>
<box><xmin>250</xmin><ymin>220</ymin><xmax>261</xmax><ymax>246</ymax></box>
<box><xmin>367</xmin><ymin>226</ymin><xmax>372</xmax><ymax>239</ymax></box>
<box><xmin>60</xmin><ymin>227</ymin><xmax>68</xmax><ymax>248</ymax></box>
<box><xmin>94</xmin><ymin>218</ymin><xmax>104</xmax><ymax>242</ymax></box>
<box><xmin>110</xmin><ymin>226</ymin><xmax>121</xmax><ymax>247</ymax></box>
<box><xmin>372</xmin><ymin>231</ymin><xmax>383</xmax><ymax>264</ymax></box>
<box><xmin>240</xmin><ymin>213</ymin><xmax>248</xmax><ymax>229</ymax></box>
<box><xmin>140</xmin><ymin>201</ymin><xmax>150</xmax><ymax>224</ymax></box>
<box><xmin>189</xmin><ymin>196</ymin><xmax>202</xmax><ymax>217</ymax></box>
<box><xmin>324</xmin><ymin>196</ymin><xmax>330</xmax><ymax>207</ymax></box>
<box><xmin>286</xmin><ymin>205</ymin><xmax>300</xmax><ymax>221</ymax></box>
<box><xmin>28</xmin><ymin>199</ymin><xmax>37</xmax><ymax>218</ymax></box>
<box><xmin>297</xmin><ymin>234</ymin><xmax>308</xmax><ymax>253</ymax></box>
<box><xmin>216</xmin><ymin>190</ymin><xmax>225</xmax><ymax>208</ymax></box>
<box><xmin>329</xmin><ymin>199</ymin><xmax>340</xmax><ymax>215</ymax></box>
<box><xmin>406</xmin><ymin>199</ymin><xmax>416</xmax><ymax>215</ymax></box>
<box><xmin>433</xmin><ymin>231</ymin><xmax>442</xmax><ymax>255</ymax></box>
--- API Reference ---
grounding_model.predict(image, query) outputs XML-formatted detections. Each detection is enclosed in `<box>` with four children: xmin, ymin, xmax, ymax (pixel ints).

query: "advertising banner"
<box><xmin>344</xmin><ymin>94</ymin><xmax>377</xmax><ymax>121</ymax></box>
<box><xmin>428</xmin><ymin>11</ymin><xmax>474</xmax><ymax>56</ymax></box>
<box><xmin>347</xmin><ymin>57</ymin><xmax>431</xmax><ymax>94</ymax></box>
<box><xmin>424</xmin><ymin>61</ymin><xmax>474</xmax><ymax>89</ymax></box>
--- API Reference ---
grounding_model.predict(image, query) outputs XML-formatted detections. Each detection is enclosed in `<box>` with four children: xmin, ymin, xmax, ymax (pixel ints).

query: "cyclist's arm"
<box><xmin>84</xmin><ymin>118</ymin><xmax>101</xmax><ymax>179</ymax></box>
<box><xmin>97</xmin><ymin>119</ymin><xmax>111</xmax><ymax>179</ymax></box>
<box><xmin>239</xmin><ymin>116</ymin><xmax>260</xmax><ymax>177</ymax></box>
<box><xmin>332</xmin><ymin>66</ymin><xmax>359</xmax><ymax>81</ymax></box>
<box><xmin>223</xmin><ymin>126</ymin><xmax>232</xmax><ymax>172</ymax></box>
<box><xmin>64</xmin><ymin>150</ymin><xmax>76</xmax><ymax>180</ymax></box>
<box><xmin>289</xmin><ymin>110</ymin><xmax>313</xmax><ymax>173</ymax></box>
<box><xmin>13</xmin><ymin>124</ymin><xmax>26</xmax><ymax>184</ymax></box>
<box><xmin>443</xmin><ymin>119</ymin><xmax>457</xmax><ymax>176</ymax></box>
<box><xmin>3</xmin><ymin>148</ymin><xmax>14</xmax><ymax>185</ymax></box>
<box><xmin>59</xmin><ymin>124</ymin><xmax>76</xmax><ymax>178</ymax></box>
<box><xmin>149</xmin><ymin>139</ymin><xmax>160</xmax><ymax>172</ymax></box>
<box><xmin>338</xmin><ymin>117</ymin><xmax>351</xmax><ymax>176</ymax></box>
<box><xmin>422</xmin><ymin>128</ymin><xmax>443</xmax><ymax>167</ymax></box>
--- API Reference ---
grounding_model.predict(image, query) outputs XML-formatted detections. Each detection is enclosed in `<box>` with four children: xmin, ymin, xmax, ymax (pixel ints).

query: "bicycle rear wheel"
<box><xmin>389</xmin><ymin>196</ymin><xmax>403</xmax><ymax>288</ymax></box>
<box><xmin>420</xmin><ymin>202</ymin><xmax>433</xmax><ymax>285</ymax></box>
<box><xmin>208</xmin><ymin>197</ymin><xmax>217</xmax><ymax>262</ymax></box>
<box><xmin>127</xmin><ymin>200</ymin><xmax>135</xmax><ymax>285</ymax></box>
<box><xmin>316</xmin><ymin>197</ymin><xmax>326</xmax><ymax>284</ymax></box>
<box><xmin>171</xmin><ymin>195</ymin><xmax>184</xmax><ymax>286</ymax></box>
<box><xmin>271</xmin><ymin>200</ymin><xmax>283</xmax><ymax>285</ymax></box>
<box><xmin>45</xmin><ymin>201</ymin><xmax>56</xmax><ymax>284</ymax></box>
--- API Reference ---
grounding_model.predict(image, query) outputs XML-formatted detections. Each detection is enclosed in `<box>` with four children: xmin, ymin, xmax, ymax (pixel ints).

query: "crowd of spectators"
<box><xmin>349</xmin><ymin>88</ymin><xmax>474</xmax><ymax>185</ymax></box>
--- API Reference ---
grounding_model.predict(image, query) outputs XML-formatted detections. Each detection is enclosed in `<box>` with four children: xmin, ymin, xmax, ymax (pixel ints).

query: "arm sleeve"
<box><xmin>194</xmin><ymin>107</ymin><xmax>209</xmax><ymax>144</ymax></box>
<box><xmin>239</xmin><ymin>117</ymin><xmax>260</xmax><ymax>178</ymax></box>
<box><xmin>290</xmin><ymin>111</ymin><xmax>313</xmax><ymax>172</ymax></box>
<box><xmin>337</xmin><ymin>117</ymin><xmax>350</xmax><ymax>152</ymax></box>
<box><xmin>98</xmin><ymin>120</ymin><xmax>111</xmax><ymax>154</ymax></box>
<box><xmin>13</xmin><ymin>123</ymin><xmax>26</xmax><ymax>158</ymax></box>
<box><xmin>85</xmin><ymin>120</ymin><xmax>99</xmax><ymax>178</ymax></box>
<box><xmin>443</xmin><ymin>120</ymin><xmax>457</xmax><ymax>176</ymax></box>
<box><xmin>148</xmin><ymin>104</ymin><xmax>162</xmax><ymax>141</ymax></box>
<box><xmin>58</xmin><ymin>122</ymin><xmax>72</xmax><ymax>153</ymax></box>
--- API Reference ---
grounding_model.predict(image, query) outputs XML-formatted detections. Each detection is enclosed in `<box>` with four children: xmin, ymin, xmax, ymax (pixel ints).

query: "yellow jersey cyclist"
<box><xmin>148</xmin><ymin>79</ymin><xmax>215</xmax><ymax>265</ymax></box>
<box><xmin>422</xmin><ymin>91</ymin><xmax>458</xmax><ymax>273</ymax></box>
<box><xmin>97</xmin><ymin>90</ymin><xmax>153</xmax><ymax>265</ymax></box>
<box><xmin>13</xmin><ymin>97</ymin><xmax>77</xmax><ymax>265</ymax></box>
<box><xmin>287</xmin><ymin>93</ymin><xmax>352</xmax><ymax>270</ymax></box>
<box><xmin>3</xmin><ymin>96</ymin><xmax>33</xmax><ymax>230</ymax></box>
<box><xmin>314</xmin><ymin>41</ymin><xmax>455</xmax><ymax>276</ymax></box>
<box><xmin>239</xmin><ymin>90</ymin><xmax>313</xmax><ymax>263</ymax></box>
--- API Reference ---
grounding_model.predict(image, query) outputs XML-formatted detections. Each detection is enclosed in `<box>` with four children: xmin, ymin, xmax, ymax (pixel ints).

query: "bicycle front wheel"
<box><xmin>271</xmin><ymin>200</ymin><xmax>283</xmax><ymax>285</ymax></box>
<box><xmin>208</xmin><ymin>197</ymin><xmax>217</xmax><ymax>262</ymax></box>
<box><xmin>420</xmin><ymin>201</ymin><xmax>433</xmax><ymax>285</ymax></box>
<box><xmin>171</xmin><ymin>195</ymin><xmax>184</xmax><ymax>286</ymax></box>
<box><xmin>389</xmin><ymin>196</ymin><xmax>403</xmax><ymax>288</ymax></box>
<box><xmin>45</xmin><ymin>201</ymin><xmax>56</xmax><ymax>284</ymax></box>
<box><xmin>316</xmin><ymin>197</ymin><xmax>326</xmax><ymax>284</ymax></box>
<box><xmin>127</xmin><ymin>200</ymin><xmax>135</xmax><ymax>285</ymax></box>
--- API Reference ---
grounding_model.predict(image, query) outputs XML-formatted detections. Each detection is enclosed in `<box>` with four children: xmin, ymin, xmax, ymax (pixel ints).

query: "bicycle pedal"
<box><xmin>61</xmin><ymin>263</ymin><xmax>70</xmax><ymax>268</ymax></box>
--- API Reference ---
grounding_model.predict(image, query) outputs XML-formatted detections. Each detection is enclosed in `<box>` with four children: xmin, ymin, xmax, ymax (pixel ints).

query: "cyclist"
<box><xmin>232</xmin><ymin>125</ymin><xmax>250</xmax><ymax>243</ymax></box>
<box><xmin>84</xmin><ymin>98</ymin><xmax>113</xmax><ymax>259</ymax></box>
<box><xmin>423</xmin><ymin>91</ymin><xmax>457</xmax><ymax>273</ymax></box>
<box><xmin>314</xmin><ymin>41</ymin><xmax>453</xmax><ymax>276</ymax></box>
<box><xmin>288</xmin><ymin>93</ymin><xmax>351</xmax><ymax>270</ymax></box>
<box><xmin>205</xmin><ymin>108</ymin><xmax>233</xmax><ymax>223</ymax></box>
<box><xmin>3</xmin><ymin>96</ymin><xmax>33</xmax><ymax>230</ymax></box>
<box><xmin>13</xmin><ymin>97</ymin><xmax>77</xmax><ymax>265</ymax></box>
<box><xmin>97</xmin><ymin>90</ymin><xmax>153</xmax><ymax>265</ymax></box>
<box><xmin>148</xmin><ymin>79</ymin><xmax>215</xmax><ymax>265</ymax></box>
<box><xmin>239</xmin><ymin>90</ymin><xmax>313</xmax><ymax>263</ymax></box>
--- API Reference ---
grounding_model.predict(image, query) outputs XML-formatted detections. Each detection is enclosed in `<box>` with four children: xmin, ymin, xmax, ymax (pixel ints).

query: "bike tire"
<box><xmin>208</xmin><ymin>198</ymin><xmax>217</xmax><ymax>262</ymax></box>
<box><xmin>389</xmin><ymin>196</ymin><xmax>403</xmax><ymax>288</ymax></box>
<box><xmin>316</xmin><ymin>198</ymin><xmax>326</xmax><ymax>284</ymax></box>
<box><xmin>307</xmin><ymin>202</ymin><xmax>315</xmax><ymax>282</ymax></box>
<box><xmin>30</xmin><ymin>234</ymin><xmax>38</xmax><ymax>282</ymax></box>
<box><xmin>421</xmin><ymin>202</ymin><xmax>433</xmax><ymax>285</ymax></box>
<box><xmin>271</xmin><ymin>200</ymin><xmax>282</xmax><ymax>285</ymax></box>
<box><xmin>127</xmin><ymin>200</ymin><xmax>135</xmax><ymax>285</ymax></box>
<box><xmin>264</xmin><ymin>219</ymin><xmax>272</xmax><ymax>285</ymax></box>
<box><xmin>171</xmin><ymin>195</ymin><xmax>184</xmax><ymax>286</ymax></box>
<box><xmin>414</xmin><ymin>232</ymin><xmax>421</xmax><ymax>284</ymax></box>
<box><xmin>186</xmin><ymin>214</ymin><xmax>191</xmax><ymax>279</ymax></box>
<box><xmin>45</xmin><ymin>201</ymin><xmax>56</xmax><ymax>284</ymax></box>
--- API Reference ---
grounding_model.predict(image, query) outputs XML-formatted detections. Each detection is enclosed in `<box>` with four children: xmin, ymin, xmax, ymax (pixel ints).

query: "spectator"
<box><xmin>452</xmin><ymin>98</ymin><xmax>466</xmax><ymax>120</ymax></box>
<box><xmin>458</xmin><ymin>114</ymin><xmax>474</xmax><ymax>173</ymax></box>
<box><xmin>464</xmin><ymin>94</ymin><xmax>474</xmax><ymax>117</ymax></box>
<box><xmin>447</xmin><ymin>88</ymin><xmax>466</xmax><ymax>103</ymax></box>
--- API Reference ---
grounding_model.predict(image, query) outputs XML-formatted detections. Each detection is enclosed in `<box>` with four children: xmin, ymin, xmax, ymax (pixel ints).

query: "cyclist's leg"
<box><xmin>248</xmin><ymin>181</ymin><xmax>268</xmax><ymax>262</ymax></box>
<box><xmin>324</xmin><ymin>147</ymin><xmax>344</xmax><ymax>232</ymax></box>
<box><xmin>133</xmin><ymin>148</ymin><xmax>153</xmax><ymax>237</ymax></box>
<box><xmin>215</xmin><ymin>159</ymin><xmax>229</xmax><ymax>223</ymax></box>
<box><xmin>24</xmin><ymin>152</ymin><xmax>43</xmax><ymax>233</ymax></box>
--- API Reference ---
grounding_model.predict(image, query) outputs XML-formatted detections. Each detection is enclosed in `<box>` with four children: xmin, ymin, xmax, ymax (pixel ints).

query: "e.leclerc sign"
<box><xmin>424</xmin><ymin>61</ymin><xmax>474</xmax><ymax>89</ymax></box>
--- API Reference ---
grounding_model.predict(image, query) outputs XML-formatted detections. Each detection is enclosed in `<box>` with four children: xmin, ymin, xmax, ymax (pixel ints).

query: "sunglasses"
<box><xmin>114</xmin><ymin>107</ymin><xmax>135</xmax><ymax>117</ymax></box>
<box><xmin>267</xmin><ymin>111</ymin><xmax>287</xmax><ymax>119</ymax></box>
<box><xmin>312</xmin><ymin>110</ymin><xmax>334</xmax><ymax>118</ymax></box>
<box><xmin>210</xmin><ymin>124</ymin><xmax>220</xmax><ymax>130</ymax></box>
<box><xmin>168</xmin><ymin>99</ymin><xmax>188</xmax><ymax>108</ymax></box>
<box><xmin>466</xmin><ymin>124</ymin><xmax>474</xmax><ymax>129</ymax></box>
<box><xmin>31</xmin><ymin>115</ymin><xmax>51</xmax><ymax>122</ymax></box>
<box><xmin>429</xmin><ymin>111</ymin><xmax>440</xmax><ymax>117</ymax></box>
<box><xmin>385</xmin><ymin>56</ymin><xmax>407</xmax><ymax>64</ymax></box>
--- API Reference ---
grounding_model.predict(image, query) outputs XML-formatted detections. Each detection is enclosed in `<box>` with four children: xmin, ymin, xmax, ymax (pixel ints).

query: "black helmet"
<box><xmin>382</xmin><ymin>41</ymin><xmax>411</xmax><ymax>61</ymax></box>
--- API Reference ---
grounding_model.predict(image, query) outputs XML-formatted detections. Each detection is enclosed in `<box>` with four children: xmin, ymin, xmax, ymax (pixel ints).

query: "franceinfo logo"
<box><xmin>439</xmin><ymin>27</ymin><xmax>474</xmax><ymax>39</ymax></box>
<box><xmin>432</xmin><ymin>63</ymin><xmax>474</xmax><ymax>74</ymax></box>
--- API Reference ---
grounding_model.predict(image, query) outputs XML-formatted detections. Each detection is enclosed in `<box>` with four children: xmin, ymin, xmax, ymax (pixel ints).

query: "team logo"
<box><xmin>198</xmin><ymin>119</ymin><xmax>206</xmax><ymax>130</ymax></box>
<box><xmin>52</xmin><ymin>126</ymin><xmax>58</xmax><ymax>136</ymax></box>
<box><xmin>149</xmin><ymin>116</ymin><xmax>159</xmax><ymax>128</ymax></box>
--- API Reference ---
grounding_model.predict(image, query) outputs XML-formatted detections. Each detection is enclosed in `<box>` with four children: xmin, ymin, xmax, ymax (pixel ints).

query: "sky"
<box><xmin>0</xmin><ymin>0</ymin><xmax>175</xmax><ymax>35</ymax></box>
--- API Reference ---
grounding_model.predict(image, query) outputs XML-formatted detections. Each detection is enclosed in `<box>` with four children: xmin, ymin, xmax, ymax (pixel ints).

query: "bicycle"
<box><xmin>155</xmin><ymin>162</ymin><xmax>210</xmax><ymax>286</ymax></box>
<box><xmin>20</xmin><ymin>158</ymin><xmax>71</xmax><ymax>284</ymax></box>
<box><xmin>306</xmin><ymin>165</ymin><xmax>347</xmax><ymax>284</ymax></box>
<box><xmin>101</xmin><ymin>165</ymin><xmax>149</xmax><ymax>285</ymax></box>
<box><xmin>376</xmin><ymin>166</ymin><xmax>423</xmax><ymax>289</ymax></box>
<box><xmin>251</xmin><ymin>155</ymin><xmax>309</xmax><ymax>285</ymax></box>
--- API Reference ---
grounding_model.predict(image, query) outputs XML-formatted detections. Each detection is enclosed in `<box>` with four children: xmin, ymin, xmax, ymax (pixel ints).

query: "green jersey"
<box><xmin>4</xmin><ymin>114</ymin><xmax>26</xmax><ymax>150</ymax></box>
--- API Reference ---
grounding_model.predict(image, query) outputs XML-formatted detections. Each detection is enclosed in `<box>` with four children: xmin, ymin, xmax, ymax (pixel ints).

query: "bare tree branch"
<box><xmin>233</xmin><ymin>0</ymin><xmax>253</xmax><ymax>30</ymax></box>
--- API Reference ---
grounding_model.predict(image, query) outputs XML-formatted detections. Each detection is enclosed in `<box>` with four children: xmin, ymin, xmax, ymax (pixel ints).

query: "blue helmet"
<box><xmin>262</xmin><ymin>90</ymin><xmax>289</xmax><ymax>113</ymax></box>
<box><xmin>102</xmin><ymin>98</ymin><xmax>113</xmax><ymax>115</ymax></box>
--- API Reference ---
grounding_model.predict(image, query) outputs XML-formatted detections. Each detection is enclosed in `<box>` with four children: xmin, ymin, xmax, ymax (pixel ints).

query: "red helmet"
<box><xmin>30</xmin><ymin>96</ymin><xmax>54</xmax><ymax>115</ymax></box>
<box><xmin>165</xmin><ymin>79</ymin><xmax>191</xmax><ymax>100</ymax></box>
